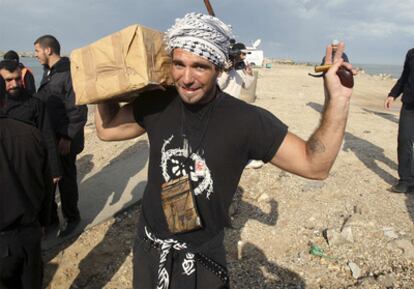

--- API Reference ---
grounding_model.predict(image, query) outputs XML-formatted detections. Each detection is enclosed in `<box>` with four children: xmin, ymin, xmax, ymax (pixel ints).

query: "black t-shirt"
<box><xmin>133</xmin><ymin>87</ymin><xmax>288</xmax><ymax>245</ymax></box>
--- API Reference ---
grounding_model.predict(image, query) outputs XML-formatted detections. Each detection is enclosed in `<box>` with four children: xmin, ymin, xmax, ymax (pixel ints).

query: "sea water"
<box><xmin>353</xmin><ymin>63</ymin><xmax>402</xmax><ymax>79</ymax></box>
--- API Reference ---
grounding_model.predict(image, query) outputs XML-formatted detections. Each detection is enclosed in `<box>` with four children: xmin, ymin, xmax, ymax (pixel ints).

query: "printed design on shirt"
<box><xmin>161</xmin><ymin>135</ymin><xmax>214</xmax><ymax>199</ymax></box>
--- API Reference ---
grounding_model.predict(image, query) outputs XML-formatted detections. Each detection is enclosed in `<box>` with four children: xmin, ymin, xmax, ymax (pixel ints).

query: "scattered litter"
<box><xmin>348</xmin><ymin>262</ymin><xmax>362</xmax><ymax>279</ymax></box>
<box><xmin>309</xmin><ymin>244</ymin><xmax>337</xmax><ymax>260</ymax></box>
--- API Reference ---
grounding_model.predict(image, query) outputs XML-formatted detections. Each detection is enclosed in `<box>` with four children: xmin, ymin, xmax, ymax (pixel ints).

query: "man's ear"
<box><xmin>46</xmin><ymin>47</ymin><xmax>52</xmax><ymax>56</ymax></box>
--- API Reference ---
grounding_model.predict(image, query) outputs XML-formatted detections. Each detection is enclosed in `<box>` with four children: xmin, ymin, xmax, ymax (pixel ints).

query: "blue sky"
<box><xmin>0</xmin><ymin>0</ymin><xmax>413</xmax><ymax>65</ymax></box>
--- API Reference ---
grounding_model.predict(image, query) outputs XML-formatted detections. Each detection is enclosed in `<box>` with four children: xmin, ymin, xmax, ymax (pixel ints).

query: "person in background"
<box><xmin>3</xmin><ymin>50</ymin><xmax>36</xmax><ymax>95</ymax></box>
<box><xmin>0</xmin><ymin>84</ymin><xmax>53</xmax><ymax>289</ymax></box>
<box><xmin>309</xmin><ymin>39</ymin><xmax>350</xmax><ymax>79</ymax></box>
<box><xmin>322</xmin><ymin>39</ymin><xmax>349</xmax><ymax>64</ymax></box>
<box><xmin>0</xmin><ymin>60</ymin><xmax>61</xmax><ymax>185</ymax></box>
<box><xmin>34</xmin><ymin>35</ymin><xmax>88</xmax><ymax>237</ymax></box>
<box><xmin>218</xmin><ymin>42</ymin><xmax>263</xmax><ymax>169</ymax></box>
<box><xmin>384</xmin><ymin>48</ymin><xmax>414</xmax><ymax>193</ymax></box>
<box><xmin>218</xmin><ymin>42</ymin><xmax>254</xmax><ymax>99</ymax></box>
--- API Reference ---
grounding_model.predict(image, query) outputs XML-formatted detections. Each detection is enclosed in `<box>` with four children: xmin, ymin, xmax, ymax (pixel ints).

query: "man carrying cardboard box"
<box><xmin>95</xmin><ymin>12</ymin><xmax>354</xmax><ymax>289</ymax></box>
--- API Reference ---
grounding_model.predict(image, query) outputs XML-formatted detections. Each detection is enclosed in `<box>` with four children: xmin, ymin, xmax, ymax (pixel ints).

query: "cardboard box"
<box><xmin>71</xmin><ymin>24</ymin><xmax>173</xmax><ymax>105</ymax></box>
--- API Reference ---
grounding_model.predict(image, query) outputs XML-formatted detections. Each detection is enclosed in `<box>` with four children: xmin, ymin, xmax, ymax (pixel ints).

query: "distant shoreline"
<box><xmin>17</xmin><ymin>53</ymin><xmax>401</xmax><ymax>81</ymax></box>
<box><xmin>265</xmin><ymin>58</ymin><xmax>401</xmax><ymax>79</ymax></box>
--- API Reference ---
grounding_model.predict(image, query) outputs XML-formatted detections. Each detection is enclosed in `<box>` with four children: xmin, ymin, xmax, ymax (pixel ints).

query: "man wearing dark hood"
<box><xmin>0</xmin><ymin>77</ymin><xmax>53</xmax><ymax>289</ymax></box>
<box><xmin>0</xmin><ymin>60</ymin><xmax>61</xmax><ymax>184</ymax></box>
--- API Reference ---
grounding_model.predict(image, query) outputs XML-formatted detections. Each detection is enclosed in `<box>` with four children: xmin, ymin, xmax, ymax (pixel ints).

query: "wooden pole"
<box><xmin>314</xmin><ymin>64</ymin><xmax>332</xmax><ymax>73</ymax></box>
<box><xmin>203</xmin><ymin>0</ymin><xmax>216</xmax><ymax>16</ymax></box>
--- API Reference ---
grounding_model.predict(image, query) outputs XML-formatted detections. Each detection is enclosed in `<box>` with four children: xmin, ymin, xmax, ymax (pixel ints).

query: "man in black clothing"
<box><xmin>0</xmin><ymin>60</ymin><xmax>61</xmax><ymax>183</ymax></box>
<box><xmin>34</xmin><ymin>35</ymin><xmax>88</xmax><ymax>237</ymax></box>
<box><xmin>3</xmin><ymin>50</ymin><xmax>36</xmax><ymax>95</ymax></box>
<box><xmin>0</xmin><ymin>92</ymin><xmax>53</xmax><ymax>288</ymax></box>
<box><xmin>385</xmin><ymin>48</ymin><xmax>414</xmax><ymax>193</ymax></box>
<box><xmin>95</xmin><ymin>13</ymin><xmax>354</xmax><ymax>289</ymax></box>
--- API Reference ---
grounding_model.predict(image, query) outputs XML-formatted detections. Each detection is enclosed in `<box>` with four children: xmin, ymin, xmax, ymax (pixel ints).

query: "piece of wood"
<box><xmin>314</xmin><ymin>64</ymin><xmax>332</xmax><ymax>73</ymax></box>
<box><xmin>203</xmin><ymin>0</ymin><xmax>216</xmax><ymax>16</ymax></box>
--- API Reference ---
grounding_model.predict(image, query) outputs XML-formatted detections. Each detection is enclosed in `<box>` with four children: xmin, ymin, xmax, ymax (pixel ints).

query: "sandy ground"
<box><xmin>43</xmin><ymin>63</ymin><xmax>414</xmax><ymax>289</ymax></box>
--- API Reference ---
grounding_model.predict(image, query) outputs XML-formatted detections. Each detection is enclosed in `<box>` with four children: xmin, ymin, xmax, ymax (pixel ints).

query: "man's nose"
<box><xmin>10</xmin><ymin>80</ymin><xmax>18</xmax><ymax>87</ymax></box>
<box><xmin>182</xmin><ymin>68</ymin><xmax>194</xmax><ymax>85</ymax></box>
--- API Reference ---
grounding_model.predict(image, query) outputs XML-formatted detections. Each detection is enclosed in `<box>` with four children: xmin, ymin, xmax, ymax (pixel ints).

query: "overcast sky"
<box><xmin>0</xmin><ymin>0</ymin><xmax>413</xmax><ymax>65</ymax></box>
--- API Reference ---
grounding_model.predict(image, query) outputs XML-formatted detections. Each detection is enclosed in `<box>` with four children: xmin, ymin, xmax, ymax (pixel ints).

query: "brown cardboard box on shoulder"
<box><xmin>71</xmin><ymin>24</ymin><xmax>173</xmax><ymax>105</ymax></box>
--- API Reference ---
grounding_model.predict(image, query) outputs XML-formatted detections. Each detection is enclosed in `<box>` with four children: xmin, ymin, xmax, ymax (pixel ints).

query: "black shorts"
<box><xmin>132</xmin><ymin>235</ymin><xmax>230</xmax><ymax>289</ymax></box>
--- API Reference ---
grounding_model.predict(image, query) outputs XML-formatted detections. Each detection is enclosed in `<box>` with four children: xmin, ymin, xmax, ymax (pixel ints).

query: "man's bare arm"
<box><xmin>95</xmin><ymin>102</ymin><xmax>145</xmax><ymax>141</ymax></box>
<box><xmin>271</xmin><ymin>42</ymin><xmax>353</xmax><ymax>179</ymax></box>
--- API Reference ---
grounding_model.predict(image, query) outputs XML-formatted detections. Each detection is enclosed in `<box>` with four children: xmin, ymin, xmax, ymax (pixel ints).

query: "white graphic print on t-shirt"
<box><xmin>160</xmin><ymin>135</ymin><xmax>214</xmax><ymax>199</ymax></box>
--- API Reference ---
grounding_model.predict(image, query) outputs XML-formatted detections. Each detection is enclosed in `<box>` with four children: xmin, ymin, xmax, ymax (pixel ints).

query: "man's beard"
<box><xmin>7</xmin><ymin>87</ymin><xmax>22</xmax><ymax>97</ymax></box>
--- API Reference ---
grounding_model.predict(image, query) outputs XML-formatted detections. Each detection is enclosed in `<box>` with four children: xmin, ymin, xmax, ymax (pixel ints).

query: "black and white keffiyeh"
<box><xmin>143</xmin><ymin>226</ymin><xmax>229</xmax><ymax>288</ymax></box>
<box><xmin>145</xmin><ymin>227</ymin><xmax>196</xmax><ymax>289</ymax></box>
<box><xmin>165</xmin><ymin>12</ymin><xmax>233</xmax><ymax>67</ymax></box>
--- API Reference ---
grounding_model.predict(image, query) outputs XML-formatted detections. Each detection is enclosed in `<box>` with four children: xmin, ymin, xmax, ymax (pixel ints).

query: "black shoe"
<box><xmin>391</xmin><ymin>182</ymin><xmax>411</xmax><ymax>193</ymax></box>
<box><xmin>58</xmin><ymin>218</ymin><xmax>81</xmax><ymax>238</ymax></box>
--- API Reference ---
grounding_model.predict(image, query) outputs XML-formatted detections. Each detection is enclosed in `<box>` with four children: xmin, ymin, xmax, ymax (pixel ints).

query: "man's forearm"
<box><xmin>271</xmin><ymin>42</ymin><xmax>353</xmax><ymax>180</ymax></box>
<box><xmin>306</xmin><ymin>95</ymin><xmax>350</xmax><ymax>174</ymax></box>
<box><xmin>94</xmin><ymin>101</ymin><xmax>143</xmax><ymax>141</ymax></box>
<box><xmin>95</xmin><ymin>102</ymin><xmax>121</xmax><ymax>128</ymax></box>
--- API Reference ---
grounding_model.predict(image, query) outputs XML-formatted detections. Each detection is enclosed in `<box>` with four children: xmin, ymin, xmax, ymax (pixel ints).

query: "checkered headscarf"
<box><xmin>165</xmin><ymin>13</ymin><xmax>233</xmax><ymax>67</ymax></box>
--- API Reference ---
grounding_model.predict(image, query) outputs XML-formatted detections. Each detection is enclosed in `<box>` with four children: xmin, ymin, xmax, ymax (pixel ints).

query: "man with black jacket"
<box><xmin>0</xmin><ymin>60</ymin><xmax>61</xmax><ymax>183</ymax></box>
<box><xmin>34</xmin><ymin>35</ymin><xmax>88</xmax><ymax>237</ymax></box>
<box><xmin>0</xmin><ymin>91</ymin><xmax>53</xmax><ymax>289</ymax></box>
<box><xmin>385</xmin><ymin>48</ymin><xmax>414</xmax><ymax>193</ymax></box>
